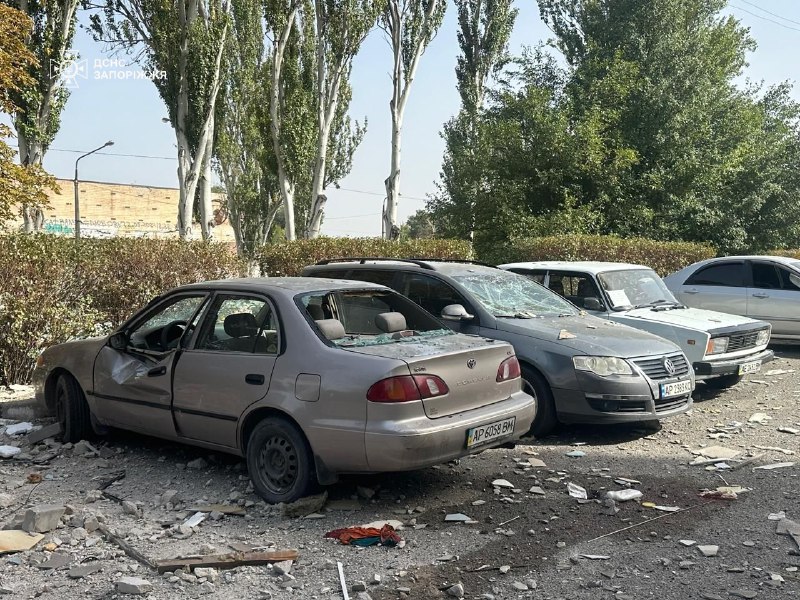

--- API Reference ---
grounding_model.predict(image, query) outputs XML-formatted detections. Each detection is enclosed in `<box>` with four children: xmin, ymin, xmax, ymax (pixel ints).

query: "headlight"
<box><xmin>573</xmin><ymin>356</ymin><xmax>634</xmax><ymax>376</ymax></box>
<box><xmin>706</xmin><ymin>337</ymin><xmax>729</xmax><ymax>355</ymax></box>
<box><xmin>756</xmin><ymin>328</ymin><xmax>770</xmax><ymax>346</ymax></box>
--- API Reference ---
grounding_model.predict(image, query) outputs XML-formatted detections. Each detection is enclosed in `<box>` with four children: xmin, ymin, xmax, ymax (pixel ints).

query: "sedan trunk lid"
<box><xmin>344</xmin><ymin>334</ymin><xmax>518</xmax><ymax>418</ymax></box>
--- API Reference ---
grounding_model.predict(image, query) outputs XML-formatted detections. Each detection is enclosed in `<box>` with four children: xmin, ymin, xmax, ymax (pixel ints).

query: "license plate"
<box><xmin>466</xmin><ymin>417</ymin><xmax>516</xmax><ymax>449</ymax></box>
<box><xmin>660</xmin><ymin>379</ymin><xmax>692</xmax><ymax>399</ymax></box>
<box><xmin>738</xmin><ymin>360</ymin><xmax>762</xmax><ymax>375</ymax></box>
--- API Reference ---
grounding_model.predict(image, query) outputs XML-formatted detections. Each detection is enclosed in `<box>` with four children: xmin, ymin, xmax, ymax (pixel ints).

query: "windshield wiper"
<box><xmin>495</xmin><ymin>312</ymin><xmax>537</xmax><ymax>319</ymax></box>
<box><xmin>634</xmin><ymin>299</ymin><xmax>671</xmax><ymax>309</ymax></box>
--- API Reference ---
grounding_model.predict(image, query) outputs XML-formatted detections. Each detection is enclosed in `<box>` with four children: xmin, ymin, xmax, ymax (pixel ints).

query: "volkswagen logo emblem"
<box><xmin>467</xmin><ymin>358</ymin><xmax>477</xmax><ymax>369</ymax></box>
<box><xmin>663</xmin><ymin>357</ymin><xmax>677</xmax><ymax>375</ymax></box>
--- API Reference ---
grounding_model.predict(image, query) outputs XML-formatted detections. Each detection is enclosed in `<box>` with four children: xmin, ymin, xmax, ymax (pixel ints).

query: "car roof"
<box><xmin>697</xmin><ymin>255</ymin><xmax>800</xmax><ymax>266</ymax></box>
<box><xmin>500</xmin><ymin>261</ymin><xmax>651</xmax><ymax>275</ymax></box>
<box><xmin>177</xmin><ymin>277</ymin><xmax>384</xmax><ymax>297</ymax></box>
<box><xmin>307</xmin><ymin>259</ymin><xmax>503</xmax><ymax>277</ymax></box>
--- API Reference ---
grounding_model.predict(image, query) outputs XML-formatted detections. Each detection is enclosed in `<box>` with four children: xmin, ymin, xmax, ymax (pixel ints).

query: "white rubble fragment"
<box><xmin>0</xmin><ymin>446</ymin><xmax>21</xmax><ymax>458</ymax></box>
<box><xmin>697</xmin><ymin>545</ymin><xmax>719</xmax><ymax>557</ymax></box>
<box><xmin>605</xmin><ymin>489</ymin><xmax>642</xmax><ymax>502</ymax></box>
<box><xmin>754</xmin><ymin>462</ymin><xmax>795</xmax><ymax>470</ymax></box>
<box><xmin>491</xmin><ymin>479</ymin><xmax>515</xmax><ymax>489</ymax></box>
<box><xmin>184</xmin><ymin>512</ymin><xmax>207</xmax><ymax>528</ymax></box>
<box><xmin>748</xmin><ymin>413</ymin><xmax>772</xmax><ymax>424</ymax></box>
<box><xmin>5</xmin><ymin>422</ymin><xmax>33</xmax><ymax>436</ymax></box>
<box><xmin>116</xmin><ymin>577</ymin><xmax>152</xmax><ymax>595</ymax></box>
<box><xmin>567</xmin><ymin>482</ymin><xmax>588</xmax><ymax>500</ymax></box>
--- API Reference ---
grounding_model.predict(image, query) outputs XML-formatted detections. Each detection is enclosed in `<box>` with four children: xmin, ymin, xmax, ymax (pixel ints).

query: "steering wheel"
<box><xmin>160</xmin><ymin>320</ymin><xmax>187</xmax><ymax>351</ymax></box>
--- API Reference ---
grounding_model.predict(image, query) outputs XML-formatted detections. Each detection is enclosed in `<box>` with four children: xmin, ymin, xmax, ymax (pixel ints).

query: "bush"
<box><xmin>254</xmin><ymin>237</ymin><xmax>473</xmax><ymax>276</ymax></box>
<box><xmin>493</xmin><ymin>234</ymin><xmax>715</xmax><ymax>276</ymax></box>
<box><xmin>0</xmin><ymin>235</ymin><xmax>244</xmax><ymax>385</ymax></box>
<box><xmin>770</xmin><ymin>249</ymin><xmax>800</xmax><ymax>259</ymax></box>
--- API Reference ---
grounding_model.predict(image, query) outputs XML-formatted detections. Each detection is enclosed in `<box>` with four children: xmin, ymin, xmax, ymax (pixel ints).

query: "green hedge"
<box><xmin>254</xmin><ymin>237</ymin><xmax>472</xmax><ymax>276</ymax></box>
<box><xmin>495</xmin><ymin>234</ymin><xmax>715</xmax><ymax>276</ymax></box>
<box><xmin>0</xmin><ymin>235</ymin><xmax>244</xmax><ymax>385</ymax></box>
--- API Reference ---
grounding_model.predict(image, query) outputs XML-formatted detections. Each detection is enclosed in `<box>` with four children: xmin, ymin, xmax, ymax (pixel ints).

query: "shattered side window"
<box><xmin>452</xmin><ymin>270</ymin><xmax>577</xmax><ymax>317</ymax></box>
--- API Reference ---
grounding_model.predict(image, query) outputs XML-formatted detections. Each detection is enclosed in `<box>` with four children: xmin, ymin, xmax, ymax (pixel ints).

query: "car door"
<box><xmin>747</xmin><ymin>261</ymin><xmax>800</xmax><ymax>338</ymax></box>
<box><xmin>171</xmin><ymin>293</ymin><xmax>279</xmax><ymax>448</ymax></box>
<box><xmin>92</xmin><ymin>293</ymin><xmax>208</xmax><ymax>438</ymax></box>
<box><xmin>675</xmin><ymin>261</ymin><xmax>747</xmax><ymax>316</ymax></box>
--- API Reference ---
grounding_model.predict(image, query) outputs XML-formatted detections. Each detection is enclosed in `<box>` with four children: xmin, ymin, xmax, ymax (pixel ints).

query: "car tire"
<box><xmin>522</xmin><ymin>367</ymin><xmax>559</xmax><ymax>437</ymax></box>
<box><xmin>704</xmin><ymin>374</ymin><xmax>743</xmax><ymax>390</ymax></box>
<box><xmin>56</xmin><ymin>374</ymin><xmax>92</xmax><ymax>443</ymax></box>
<box><xmin>246</xmin><ymin>418</ymin><xmax>318</xmax><ymax>504</ymax></box>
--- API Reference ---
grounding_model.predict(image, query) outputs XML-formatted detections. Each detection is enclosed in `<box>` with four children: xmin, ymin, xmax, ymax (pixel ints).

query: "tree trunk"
<box><xmin>199</xmin><ymin>134</ymin><xmax>214</xmax><ymax>240</ymax></box>
<box><xmin>383</xmin><ymin>112</ymin><xmax>402</xmax><ymax>239</ymax></box>
<box><xmin>15</xmin><ymin>131</ymin><xmax>45</xmax><ymax>232</ymax></box>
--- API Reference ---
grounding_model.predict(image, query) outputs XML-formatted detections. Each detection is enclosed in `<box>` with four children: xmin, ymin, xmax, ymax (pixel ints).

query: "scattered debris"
<box><xmin>527</xmin><ymin>458</ymin><xmax>546</xmax><ymax>468</ymax></box>
<box><xmin>21</xmin><ymin>504</ymin><xmax>65</xmax><ymax>533</ymax></box>
<box><xmin>642</xmin><ymin>504</ymin><xmax>681</xmax><ymax>512</ymax></box>
<box><xmin>753</xmin><ymin>445</ymin><xmax>795</xmax><ymax>455</ymax></box>
<box><xmin>0</xmin><ymin>445</ymin><xmax>21</xmax><ymax>458</ymax></box>
<box><xmin>116</xmin><ymin>576</ymin><xmax>153</xmax><ymax>595</ymax></box>
<box><xmin>768</xmin><ymin>511</ymin><xmax>786</xmax><ymax>521</ymax></box>
<box><xmin>565</xmin><ymin>450</ymin><xmax>586</xmax><ymax>458</ymax></box>
<box><xmin>679</xmin><ymin>540</ymin><xmax>697</xmax><ymax>546</ymax></box>
<box><xmin>693</xmin><ymin>446</ymin><xmax>740</xmax><ymax>460</ymax></box>
<box><xmin>491</xmin><ymin>479</ymin><xmax>515</xmax><ymax>489</ymax></box>
<box><xmin>444</xmin><ymin>513</ymin><xmax>474</xmax><ymax>523</ymax></box>
<box><xmin>567</xmin><ymin>482</ymin><xmax>588</xmax><ymax>500</ymax></box>
<box><xmin>0</xmin><ymin>530</ymin><xmax>44</xmax><ymax>554</ymax></box>
<box><xmin>529</xmin><ymin>486</ymin><xmax>545</xmax><ymax>496</ymax></box>
<box><xmin>67</xmin><ymin>563</ymin><xmax>103</xmax><ymax>579</ymax></box>
<box><xmin>697</xmin><ymin>545</ymin><xmax>719</xmax><ymax>557</ymax></box>
<box><xmin>26</xmin><ymin>422</ymin><xmax>61</xmax><ymax>445</ymax></box>
<box><xmin>283</xmin><ymin>491</ymin><xmax>328</xmax><ymax>518</ymax></box>
<box><xmin>699</xmin><ymin>486</ymin><xmax>749</xmax><ymax>500</ymax></box>
<box><xmin>445</xmin><ymin>582</ymin><xmax>465</xmax><ymax>598</ymax></box>
<box><xmin>183</xmin><ymin>512</ymin><xmax>207</xmax><ymax>528</ymax></box>
<box><xmin>5</xmin><ymin>422</ymin><xmax>33</xmax><ymax>436</ymax></box>
<box><xmin>753</xmin><ymin>462</ymin><xmax>795</xmax><ymax>470</ymax></box>
<box><xmin>605</xmin><ymin>489</ymin><xmax>642</xmax><ymax>502</ymax></box>
<box><xmin>155</xmin><ymin>549</ymin><xmax>299</xmax><ymax>573</ymax></box>
<box><xmin>558</xmin><ymin>329</ymin><xmax>577</xmax><ymax>340</ymax></box>
<box><xmin>580</xmin><ymin>554</ymin><xmax>611</xmax><ymax>560</ymax></box>
<box><xmin>748</xmin><ymin>413</ymin><xmax>772</xmax><ymax>424</ymax></box>
<box><xmin>337</xmin><ymin>561</ymin><xmax>350</xmax><ymax>600</ymax></box>
<box><xmin>778</xmin><ymin>426</ymin><xmax>799</xmax><ymax>435</ymax></box>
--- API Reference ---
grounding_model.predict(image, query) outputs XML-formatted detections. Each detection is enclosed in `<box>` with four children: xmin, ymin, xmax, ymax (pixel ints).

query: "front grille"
<box><xmin>654</xmin><ymin>395</ymin><xmax>691</xmax><ymax>413</ymax></box>
<box><xmin>632</xmin><ymin>353</ymin><xmax>690</xmax><ymax>380</ymax></box>
<box><xmin>723</xmin><ymin>329</ymin><xmax>767</xmax><ymax>352</ymax></box>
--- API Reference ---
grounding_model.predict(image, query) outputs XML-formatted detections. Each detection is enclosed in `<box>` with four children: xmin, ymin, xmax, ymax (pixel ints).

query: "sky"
<box><xmin>13</xmin><ymin>0</ymin><xmax>800</xmax><ymax>237</ymax></box>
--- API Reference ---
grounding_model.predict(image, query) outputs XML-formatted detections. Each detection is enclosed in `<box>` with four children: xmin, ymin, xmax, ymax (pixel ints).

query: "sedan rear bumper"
<box><xmin>693</xmin><ymin>349</ymin><xmax>775</xmax><ymax>378</ymax></box>
<box><xmin>364</xmin><ymin>390</ymin><xmax>535</xmax><ymax>472</ymax></box>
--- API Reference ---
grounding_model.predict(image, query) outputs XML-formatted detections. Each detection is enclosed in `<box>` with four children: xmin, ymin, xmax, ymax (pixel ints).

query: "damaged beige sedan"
<box><xmin>33</xmin><ymin>278</ymin><xmax>535</xmax><ymax>503</ymax></box>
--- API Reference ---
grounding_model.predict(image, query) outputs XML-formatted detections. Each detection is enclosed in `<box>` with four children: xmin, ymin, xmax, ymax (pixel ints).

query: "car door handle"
<box><xmin>245</xmin><ymin>374</ymin><xmax>265</xmax><ymax>385</ymax></box>
<box><xmin>685</xmin><ymin>289</ymin><xmax>700</xmax><ymax>294</ymax></box>
<box><xmin>147</xmin><ymin>366</ymin><xmax>167</xmax><ymax>377</ymax></box>
<box><xmin>752</xmin><ymin>292</ymin><xmax>769</xmax><ymax>299</ymax></box>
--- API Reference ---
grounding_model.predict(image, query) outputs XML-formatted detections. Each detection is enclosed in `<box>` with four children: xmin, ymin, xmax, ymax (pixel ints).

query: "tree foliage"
<box><xmin>0</xmin><ymin>3</ymin><xmax>55</xmax><ymax>225</ymax></box>
<box><xmin>432</xmin><ymin>0</ymin><xmax>800</xmax><ymax>255</ymax></box>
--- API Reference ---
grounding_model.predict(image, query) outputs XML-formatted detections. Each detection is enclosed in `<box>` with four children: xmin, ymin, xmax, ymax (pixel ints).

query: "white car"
<box><xmin>664</xmin><ymin>256</ymin><xmax>800</xmax><ymax>342</ymax></box>
<box><xmin>500</xmin><ymin>261</ymin><xmax>774</xmax><ymax>389</ymax></box>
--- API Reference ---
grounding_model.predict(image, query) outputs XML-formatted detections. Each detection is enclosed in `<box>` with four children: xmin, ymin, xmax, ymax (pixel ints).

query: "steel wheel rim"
<box><xmin>257</xmin><ymin>433</ymin><xmax>299</xmax><ymax>494</ymax></box>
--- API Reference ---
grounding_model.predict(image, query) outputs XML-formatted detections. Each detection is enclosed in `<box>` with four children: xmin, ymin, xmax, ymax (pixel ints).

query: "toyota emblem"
<box><xmin>663</xmin><ymin>357</ymin><xmax>676</xmax><ymax>375</ymax></box>
<box><xmin>467</xmin><ymin>358</ymin><xmax>477</xmax><ymax>369</ymax></box>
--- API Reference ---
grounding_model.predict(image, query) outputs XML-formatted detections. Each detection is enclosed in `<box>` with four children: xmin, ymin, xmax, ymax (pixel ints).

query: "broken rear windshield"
<box><xmin>298</xmin><ymin>289</ymin><xmax>454</xmax><ymax>346</ymax></box>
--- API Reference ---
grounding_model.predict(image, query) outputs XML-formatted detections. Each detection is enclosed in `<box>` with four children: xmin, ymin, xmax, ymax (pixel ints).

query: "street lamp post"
<box><xmin>74</xmin><ymin>140</ymin><xmax>114</xmax><ymax>239</ymax></box>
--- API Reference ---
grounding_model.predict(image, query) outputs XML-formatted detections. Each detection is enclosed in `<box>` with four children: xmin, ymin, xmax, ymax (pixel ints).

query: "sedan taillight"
<box><xmin>367</xmin><ymin>375</ymin><xmax>449</xmax><ymax>403</ymax></box>
<box><xmin>496</xmin><ymin>356</ymin><xmax>521</xmax><ymax>382</ymax></box>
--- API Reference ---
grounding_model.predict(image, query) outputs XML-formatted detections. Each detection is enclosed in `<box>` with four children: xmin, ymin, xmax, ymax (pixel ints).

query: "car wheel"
<box><xmin>704</xmin><ymin>374</ymin><xmax>743</xmax><ymax>390</ymax></box>
<box><xmin>55</xmin><ymin>374</ymin><xmax>92</xmax><ymax>443</ymax></box>
<box><xmin>522</xmin><ymin>367</ymin><xmax>559</xmax><ymax>437</ymax></box>
<box><xmin>246</xmin><ymin>418</ymin><xmax>317</xmax><ymax>504</ymax></box>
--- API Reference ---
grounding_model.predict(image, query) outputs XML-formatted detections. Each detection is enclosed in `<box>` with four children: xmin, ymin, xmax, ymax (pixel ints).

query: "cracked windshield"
<box><xmin>598</xmin><ymin>269</ymin><xmax>680</xmax><ymax>309</ymax></box>
<box><xmin>453</xmin><ymin>270</ymin><xmax>577</xmax><ymax>317</ymax></box>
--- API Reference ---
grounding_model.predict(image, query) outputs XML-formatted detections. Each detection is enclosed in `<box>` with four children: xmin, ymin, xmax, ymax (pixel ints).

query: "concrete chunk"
<box><xmin>116</xmin><ymin>577</ymin><xmax>153</xmax><ymax>595</ymax></box>
<box><xmin>21</xmin><ymin>505</ymin><xmax>65</xmax><ymax>533</ymax></box>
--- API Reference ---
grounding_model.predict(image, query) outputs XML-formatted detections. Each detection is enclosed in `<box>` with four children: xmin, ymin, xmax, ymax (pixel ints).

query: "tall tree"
<box><xmin>429</xmin><ymin>0</ymin><xmax>516</xmax><ymax>242</ymax></box>
<box><xmin>3</xmin><ymin>0</ymin><xmax>79</xmax><ymax>231</ymax></box>
<box><xmin>88</xmin><ymin>0</ymin><xmax>231</xmax><ymax>239</ymax></box>
<box><xmin>0</xmin><ymin>3</ymin><xmax>56</xmax><ymax>225</ymax></box>
<box><xmin>215</xmin><ymin>0</ymin><xmax>283</xmax><ymax>254</ymax></box>
<box><xmin>304</xmin><ymin>0</ymin><xmax>379</xmax><ymax>239</ymax></box>
<box><xmin>380</xmin><ymin>0</ymin><xmax>445</xmax><ymax>239</ymax></box>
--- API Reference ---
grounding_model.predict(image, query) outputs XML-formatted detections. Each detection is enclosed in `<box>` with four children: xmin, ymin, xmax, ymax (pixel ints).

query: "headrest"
<box><xmin>316</xmin><ymin>319</ymin><xmax>346</xmax><ymax>341</ymax></box>
<box><xmin>307</xmin><ymin>304</ymin><xmax>325</xmax><ymax>320</ymax></box>
<box><xmin>224</xmin><ymin>313</ymin><xmax>258</xmax><ymax>338</ymax></box>
<box><xmin>375</xmin><ymin>312</ymin><xmax>407</xmax><ymax>333</ymax></box>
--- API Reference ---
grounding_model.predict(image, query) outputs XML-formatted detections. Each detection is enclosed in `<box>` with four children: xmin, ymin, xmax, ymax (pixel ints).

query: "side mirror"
<box><xmin>441</xmin><ymin>304</ymin><xmax>474</xmax><ymax>321</ymax></box>
<box><xmin>583</xmin><ymin>297</ymin><xmax>604</xmax><ymax>311</ymax></box>
<box><xmin>109</xmin><ymin>332</ymin><xmax>129</xmax><ymax>350</ymax></box>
